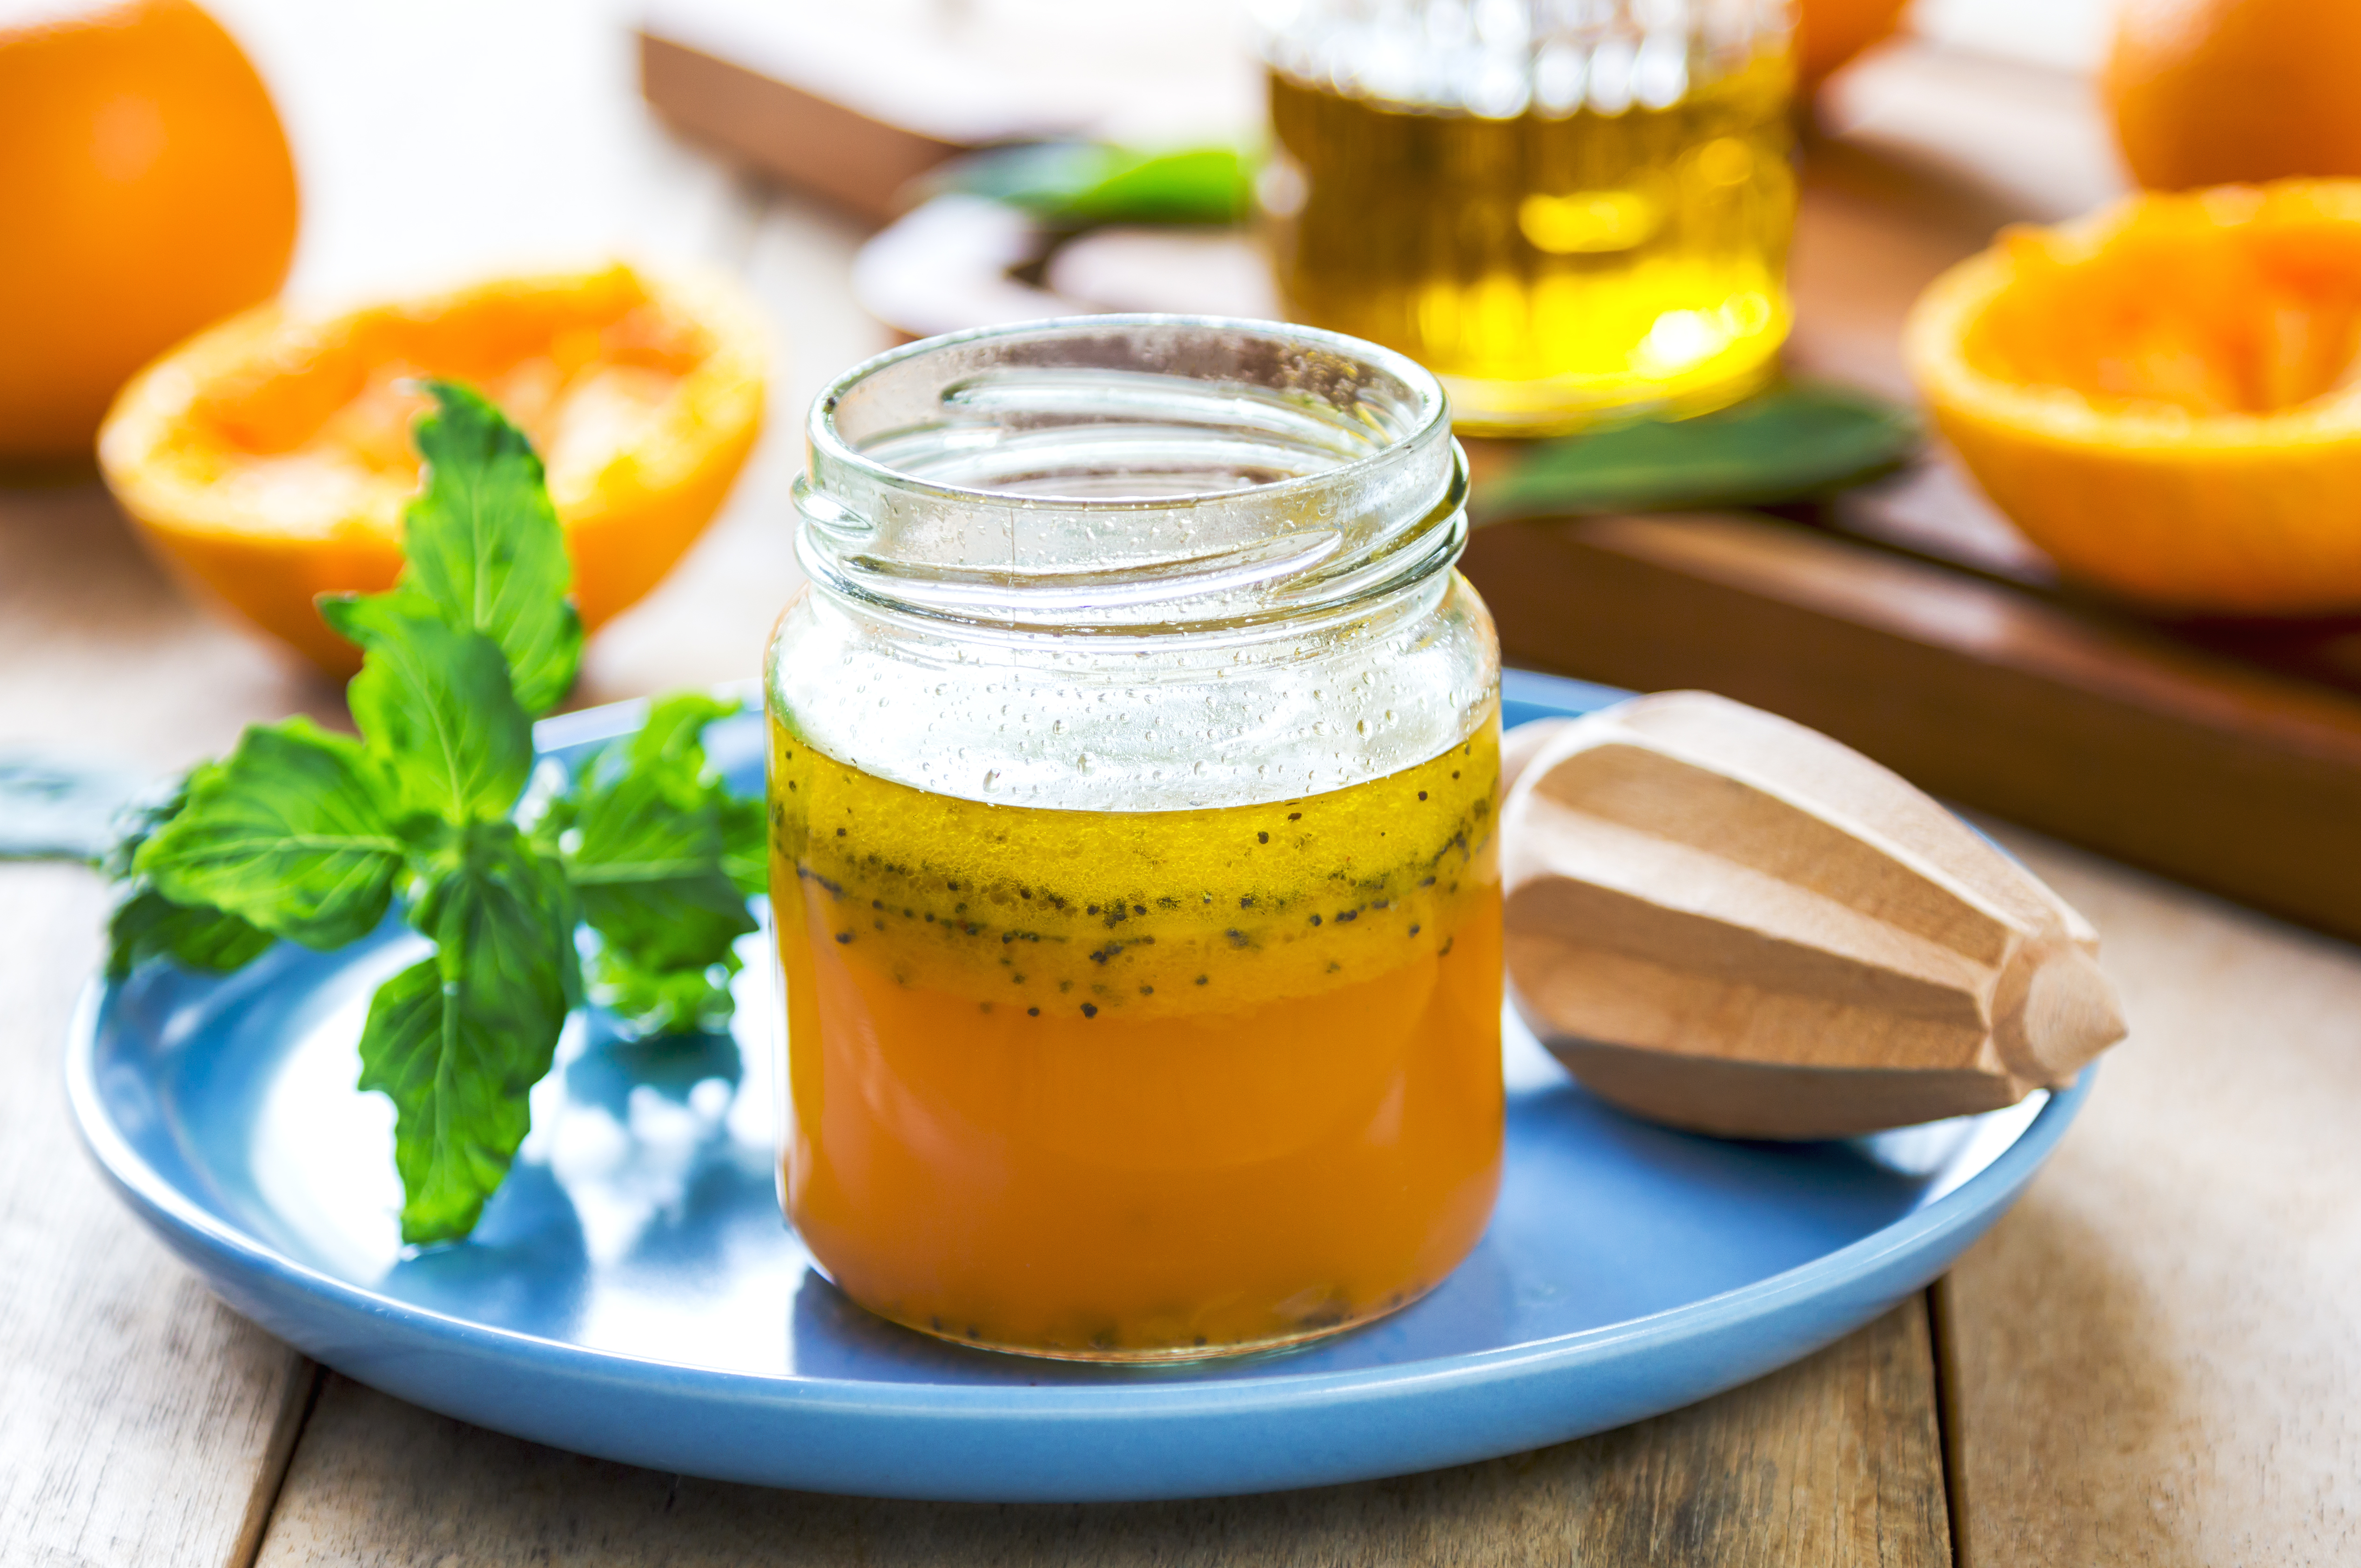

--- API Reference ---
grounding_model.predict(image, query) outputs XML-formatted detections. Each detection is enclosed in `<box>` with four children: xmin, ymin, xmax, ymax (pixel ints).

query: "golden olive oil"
<box><xmin>1266</xmin><ymin>47</ymin><xmax>1797</xmax><ymax>434</ymax></box>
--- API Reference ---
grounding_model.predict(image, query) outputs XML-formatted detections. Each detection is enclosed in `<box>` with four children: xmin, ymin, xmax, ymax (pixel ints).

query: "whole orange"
<box><xmin>1797</xmin><ymin>0</ymin><xmax>1912</xmax><ymax>84</ymax></box>
<box><xmin>0</xmin><ymin>0</ymin><xmax>297</xmax><ymax>466</ymax></box>
<box><xmin>2106</xmin><ymin>0</ymin><xmax>2361</xmax><ymax>189</ymax></box>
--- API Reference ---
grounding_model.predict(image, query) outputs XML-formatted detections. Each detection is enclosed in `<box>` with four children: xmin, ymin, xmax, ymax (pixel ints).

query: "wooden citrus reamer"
<box><xmin>1500</xmin><ymin>691</ymin><xmax>2127</xmax><ymax>1139</ymax></box>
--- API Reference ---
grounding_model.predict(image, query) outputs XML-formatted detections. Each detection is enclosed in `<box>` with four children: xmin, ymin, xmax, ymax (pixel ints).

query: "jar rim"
<box><xmin>793</xmin><ymin>314</ymin><xmax>1465</xmax><ymax>637</ymax></box>
<box><xmin>805</xmin><ymin>313</ymin><xmax>1451</xmax><ymax>510</ymax></box>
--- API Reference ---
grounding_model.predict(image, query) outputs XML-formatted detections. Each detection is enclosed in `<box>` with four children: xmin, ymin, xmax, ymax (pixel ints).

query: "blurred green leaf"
<box><xmin>538</xmin><ymin>692</ymin><xmax>759</xmax><ymax>1037</ymax></box>
<box><xmin>1474</xmin><ymin>383</ymin><xmax>1921</xmax><ymax>523</ymax></box>
<box><xmin>106</xmin><ymin>885</ymin><xmax>273</xmax><ymax>982</ymax></box>
<box><xmin>930</xmin><ymin>142</ymin><xmax>1252</xmax><ymax>228</ymax></box>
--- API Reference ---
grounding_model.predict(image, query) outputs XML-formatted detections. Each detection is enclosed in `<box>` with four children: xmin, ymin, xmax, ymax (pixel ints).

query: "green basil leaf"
<box><xmin>930</xmin><ymin>141</ymin><xmax>1251</xmax><ymax>227</ymax></box>
<box><xmin>360</xmin><ymin>824</ymin><xmax>578</xmax><ymax>1245</ymax></box>
<box><xmin>322</xmin><ymin>593</ymin><xmax>533</xmax><ymax>824</ymax></box>
<box><xmin>398</xmin><ymin>381</ymin><xmax>584</xmax><ymax>716</ymax></box>
<box><xmin>1473</xmin><ymin>382</ymin><xmax>1922</xmax><ymax>524</ymax></box>
<box><xmin>105</xmin><ymin>885</ymin><xmax>273</xmax><ymax>981</ymax></box>
<box><xmin>101</xmin><ymin>770</ymin><xmax>273</xmax><ymax>980</ymax></box>
<box><xmin>556</xmin><ymin>692</ymin><xmax>757</xmax><ymax>1033</ymax></box>
<box><xmin>587</xmin><ymin>941</ymin><xmax>744</xmax><ymax>1038</ymax></box>
<box><xmin>135</xmin><ymin>719</ymin><xmax>406</xmax><ymax>949</ymax></box>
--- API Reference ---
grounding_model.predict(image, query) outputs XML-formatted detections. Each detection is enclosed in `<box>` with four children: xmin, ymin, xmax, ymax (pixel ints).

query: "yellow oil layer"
<box><xmin>769</xmin><ymin>715</ymin><xmax>1505</xmax><ymax>1360</ymax></box>
<box><xmin>1267</xmin><ymin>50</ymin><xmax>1796</xmax><ymax>431</ymax></box>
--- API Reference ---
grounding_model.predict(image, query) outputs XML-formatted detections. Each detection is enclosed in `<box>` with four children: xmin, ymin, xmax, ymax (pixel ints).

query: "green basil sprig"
<box><xmin>112</xmin><ymin>382</ymin><xmax>762</xmax><ymax>1245</ymax></box>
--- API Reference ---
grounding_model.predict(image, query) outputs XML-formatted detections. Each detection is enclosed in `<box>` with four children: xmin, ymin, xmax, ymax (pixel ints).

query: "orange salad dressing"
<box><xmin>768</xmin><ymin>712</ymin><xmax>1505</xmax><ymax>1360</ymax></box>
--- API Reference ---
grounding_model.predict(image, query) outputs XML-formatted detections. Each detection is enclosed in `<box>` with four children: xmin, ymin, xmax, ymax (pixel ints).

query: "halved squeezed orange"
<box><xmin>1907</xmin><ymin>181</ymin><xmax>2361</xmax><ymax>614</ymax></box>
<box><xmin>770</xmin><ymin>716</ymin><xmax>1506</xmax><ymax>1361</ymax></box>
<box><xmin>99</xmin><ymin>264</ymin><xmax>766</xmax><ymax>672</ymax></box>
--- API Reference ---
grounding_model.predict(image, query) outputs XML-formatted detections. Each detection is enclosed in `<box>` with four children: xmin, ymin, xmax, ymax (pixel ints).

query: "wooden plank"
<box><xmin>250</xmin><ymin>1303</ymin><xmax>1946</xmax><ymax>1567</ymax></box>
<box><xmin>1460</xmin><ymin>509</ymin><xmax>2361</xmax><ymax>943</ymax></box>
<box><xmin>1944</xmin><ymin>826</ymin><xmax>2361</xmax><ymax>1565</ymax></box>
<box><xmin>0</xmin><ymin>868</ymin><xmax>319</xmax><ymax>1568</ymax></box>
<box><xmin>0</xmin><ymin>476</ymin><xmax>329</xmax><ymax>1568</ymax></box>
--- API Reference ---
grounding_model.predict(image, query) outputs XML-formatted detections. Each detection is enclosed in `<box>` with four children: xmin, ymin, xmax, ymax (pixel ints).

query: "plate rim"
<box><xmin>67</xmin><ymin>991</ymin><xmax>2088</xmax><ymax>1416</ymax></box>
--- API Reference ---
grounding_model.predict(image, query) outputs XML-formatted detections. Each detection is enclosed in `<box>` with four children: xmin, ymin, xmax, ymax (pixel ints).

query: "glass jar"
<box><xmin>1260</xmin><ymin>0</ymin><xmax>1798</xmax><ymax>436</ymax></box>
<box><xmin>765</xmin><ymin>316</ymin><xmax>1504</xmax><ymax>1363</ymax></box>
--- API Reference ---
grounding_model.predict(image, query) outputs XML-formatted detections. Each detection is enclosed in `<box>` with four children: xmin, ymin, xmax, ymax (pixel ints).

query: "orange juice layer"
<box><xmin>768</xmin><ymin>717</ymin><xmax>1505</xmax><ymax>1360</ymax></box>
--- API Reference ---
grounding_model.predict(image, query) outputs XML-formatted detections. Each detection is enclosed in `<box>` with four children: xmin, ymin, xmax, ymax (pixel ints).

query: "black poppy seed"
<box><xmin>834</xmin><ymin>932</ymin><xmax>852</xmax><ymax>944</ymax></box>
<box><xmin>835</xmin><ymin>827</ymin><xmax>846</xmax><ymax>837</ymax></box>
<box><xmin>1257</xmin><ymin>831</ymin><xmax>1269</xmax><ymax>844</ymax></box>
<box><xmin>1240</xmin><ymin>894</ymin><xmax>1255</xmax><ymax>908</ymax></box>
<box><xmin>1027</xmin><ymin>1007</ymin><xmax>1040</xmax><ymax>1017</ymax></box>
<box><xmin>1003</xmin><ymin>932</ymin><xmax>1016</xmax><ymax>943</ymax></box>
<box><xmin>931</xmin><ymin>1316</ymin><xmax>944</xmax><ymax>1331</ymax></box>
<box><xmin>1309</xmin><ymin>913</ymin><xmax>1322</xmax><ymax>926</ymax></box>
<box><xmin>787</xmin><ymin>781</ymin><xmax>796</xmax><ymax>791</ymax></box>
<box><xmin>1328</xmin><ymin>960</ymin><xmax>1342</xmax><ymax>972</ymax></box>
<box><xmin>1081</xmin><ymin>1003</ymin><xmax>1098</xmax><ymax>1018</ymax></box>
<box><xmin>1139</xmin><ymin>985</ymin><xmax>1153</xmax><ymax>996</ymax></box>
<box><xmin>1452</xmin><ymin>770</ymin><xmax>1460</xmax><ymax>779</ymax></box>
<box><xmin>871</xmin><ymin>899</ymin><xmax>882</xmax><ymax>909</ymax></box>
<box><xmin>1134</xmin><ymin>904</ymin><xmax>1145</xmax><ymax>915</ymax></box>
<box><xmin>1418</xmin><ymin>791</ymin><xmax>1428</xmax><ymax>801</ymax></box>
<box><xmin>1338</xmin><ymin>910</ymin><xmax>1355</xmax><ymax>922</ymax></box>
<box><xmin>1013</xmin><ymin>973</ymin><xmax>1025</xmax><ymax>983</ymax></box>
<box><xmin>903</xmin><ymin>908</ymin><xmax>913</xmax><ymax>917</ymax></box>
<box><xmin>873</xmin><ymin>920</ymin><xmax>883</xmax><ymax>931</ymax></box>
<box><xmin>1087</xmin><ymin>904</ymin><xmax>1100</xmax><ymax>915</ymax></box>
<box><xmin>979</xmin><ymin>1002</ymin><xmax>991</xmax><ymax>1013</ymax></box>
<box><xmin>1196</xmin><ymin>974</ymin><xmax>1209</xmax><ymax>985</ymax></box>
<box><xmin>1409</xmin><ymin>924</ymin><xmax>1421</xmax><ymax>936</ymax></box>
<box><xmin>924</xmin><ymin>913</ymin><xmax>934</xmax><ymax>922</ymax></box>
<box><xmin>1288</xmin><ymin>811</ymin><xmax>1301</xmax><ymax>820</ymax></box>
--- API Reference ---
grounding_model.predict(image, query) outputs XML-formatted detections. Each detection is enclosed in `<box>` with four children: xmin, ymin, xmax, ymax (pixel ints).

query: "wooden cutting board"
<box><xmin>643</xmin><ymin>25</ymin><xmax>2361</xmax><ymax>942</ymax></box>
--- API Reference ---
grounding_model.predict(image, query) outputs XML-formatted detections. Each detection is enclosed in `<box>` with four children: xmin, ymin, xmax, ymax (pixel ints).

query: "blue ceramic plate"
<box><xmin>67</xmin><ymin>670</ymin><xmax>2089</xmax><ymax>1503</ymax></box>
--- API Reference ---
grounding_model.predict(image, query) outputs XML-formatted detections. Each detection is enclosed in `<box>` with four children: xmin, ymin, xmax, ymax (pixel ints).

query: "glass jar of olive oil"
<box><xmin>767</xmin><ymin>317</ymin><xmax>1503</xmax><ymax>1363</ymax></box>
<box><xmin>1261</xmin><ymin>0</ymin><xmax>1798</xmax><ymax>435</ymax></box>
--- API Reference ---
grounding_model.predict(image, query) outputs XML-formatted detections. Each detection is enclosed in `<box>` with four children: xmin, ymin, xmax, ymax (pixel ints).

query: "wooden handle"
<box><xmin>1502</xmin><ymin>690</ymin><xmax>2127</xmax><ymax>1138</ymax></box>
